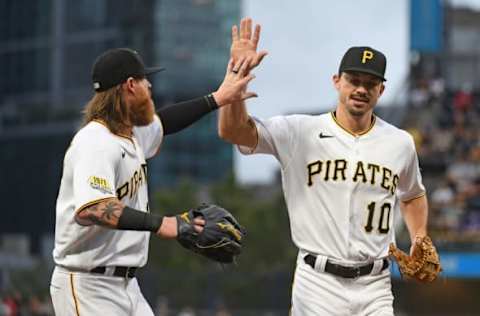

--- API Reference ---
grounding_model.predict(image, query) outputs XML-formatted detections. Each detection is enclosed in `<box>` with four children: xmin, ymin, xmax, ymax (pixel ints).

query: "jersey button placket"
<box><xmin>347</xmin><ymin>136</ymin><xmax>361</xmax><ymax>258</ymax></box>
<box><xmin>354</xmin><ymin>135</ymin><xmax>360</xmax><ymax>155</ymax></box>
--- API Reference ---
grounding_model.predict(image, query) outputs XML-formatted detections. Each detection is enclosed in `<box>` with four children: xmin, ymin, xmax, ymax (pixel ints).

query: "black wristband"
<box><xmin>204</xmin><ymin>93</ymin><xmax>219</xmax><ymax>110</ymax></box>
<box><xmin>117</xmin><ymin>206</ymin><xmax>163</xmax><ymax>232</ymax></box>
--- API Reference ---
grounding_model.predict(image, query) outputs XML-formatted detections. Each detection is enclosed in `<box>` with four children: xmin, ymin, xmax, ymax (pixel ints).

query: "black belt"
<box><xmin>304</xmin><ymin>254</ymin><xmax>389</xmax><ymax>278</ymax></box>
<box><xmin>90</xmin><ymin>266</ymin><xmax>138</xmax><ymax>278</ymax></box>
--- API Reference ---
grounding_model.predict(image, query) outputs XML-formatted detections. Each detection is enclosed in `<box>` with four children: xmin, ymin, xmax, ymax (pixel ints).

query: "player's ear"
<box><xmin>378</xmin><ymin>83</ymin><xmax>385</xmax><ymax>97</ymax></box>
<box><xmin>332</xmin><ymin>74</ymin><xmax>341</xmax><ymax>90</ymax></box>
<box><xmin>123</xmin><ymin>77</ymin><xmax>137</xmax><ymax>94</ymax></box>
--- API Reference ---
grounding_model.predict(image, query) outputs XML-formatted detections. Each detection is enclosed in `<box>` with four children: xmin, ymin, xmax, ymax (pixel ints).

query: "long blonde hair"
<box><xmin>82</xmin><ymin>85</ymin><xmax>131</xmax><ymax>135</ymax></box>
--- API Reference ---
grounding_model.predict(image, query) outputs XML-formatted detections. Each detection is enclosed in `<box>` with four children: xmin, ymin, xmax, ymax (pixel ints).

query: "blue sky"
<box><xmin>236</xmin><ymin>0</ymin><xmax>409</xmax><ymax>183</ymax></box>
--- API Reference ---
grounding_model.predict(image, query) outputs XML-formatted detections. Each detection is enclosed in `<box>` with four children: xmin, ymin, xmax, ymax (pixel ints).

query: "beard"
<box><xmin>346</xmin><ymin>105</ymin><xmax>369</xmax><ymax>117</ymax></box>
<box><xmin>130</xmin><ymin>97</ymin><xmax>155</xmax><ymax>126</ymax></box>
<box><xmin>345</xmin><ymin>95</ymin><xmax>374</xmax><ymax>117</ymax></box>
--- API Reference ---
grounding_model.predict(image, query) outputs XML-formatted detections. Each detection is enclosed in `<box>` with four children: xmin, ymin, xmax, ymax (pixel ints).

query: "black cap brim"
<box><xmin>145</xmin><ymin>66</ymin><xmax>166</xmax><ymax>75</ymax></box>
<box><xmin>343</xmin><ymin>67</ymin><xmax>387</xmax><ymax>81</ymax></box>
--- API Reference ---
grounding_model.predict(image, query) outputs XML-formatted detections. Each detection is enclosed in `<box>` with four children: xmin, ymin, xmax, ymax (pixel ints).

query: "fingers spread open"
<box><xmin>254</xmin><ymin>50</ymin><xmax>268</xmax><ymax>66</ymax></box>
<box><xmin>245</xmin><ymin>18</ymin><xmax>252</xmax><ymax>39</ymax></box>
<box><xmin>242</xmin><ymin>90</ymin><xmax>258</xmax><ymax>101</ymax></box>
<box><xmin>253</xmin><ymin>24</ymin><xmax>261</xmax><ymax>48</ymax></box>
<box><xmin>240</xmin><ymin>18</ymin><xmax>247</xmax><ymax>39</ymax></box>
<box><xmin>232</xmin><ymin>25</ymin><xmax>239</xmax><ymax>42</ymax></box>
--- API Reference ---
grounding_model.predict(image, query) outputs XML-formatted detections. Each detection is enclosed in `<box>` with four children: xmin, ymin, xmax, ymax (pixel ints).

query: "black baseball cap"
<box><xmin>92</xmin><ymin>48</ymin><xmax>165</xmax><ymax>92</ymax></box>
<box><xmin>338</xmin><ymin>46</ymin><xmax>387</xmax><ymax>81</ymax></box>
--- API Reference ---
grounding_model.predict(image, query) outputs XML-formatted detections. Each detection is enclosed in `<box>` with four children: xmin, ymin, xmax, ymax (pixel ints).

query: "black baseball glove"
<box><xmin>176</xmin><ymin>204</ymin><xmax>246</xmax><ymax>263</ymax></box>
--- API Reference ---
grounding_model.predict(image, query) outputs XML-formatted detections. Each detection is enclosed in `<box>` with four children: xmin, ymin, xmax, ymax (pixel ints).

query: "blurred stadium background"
<box><xmin>1</xmin><ymin>0</ymin><xmax>480</xmax><ymax>315</ymax></box>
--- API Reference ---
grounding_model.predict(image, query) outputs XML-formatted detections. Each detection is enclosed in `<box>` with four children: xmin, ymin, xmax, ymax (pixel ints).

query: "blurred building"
<box><xmin>0</xmin><ymin>0</ymin><xmax>155</xmax><ymax>125</ymax></box>
<box><xmin>148</xmin><ymin>0</ymin><xmax>239</xmax><ymax>188</ymax></box>
<box><xmin>409</xmin><ymin>0</ymin><xmax>480</xmax><ymax>91</ymax></box>
<box><xmin>0</xmin><ymin>0</ymin><xmax>239</xmax><ymax>252</ymax></box>
<box><xmin>444</xmin><ymin>5</ymin><xmax>480</xmax><ymax>91</ymax></box>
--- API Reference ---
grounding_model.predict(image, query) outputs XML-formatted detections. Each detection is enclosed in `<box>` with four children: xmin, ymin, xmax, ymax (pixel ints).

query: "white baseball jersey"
<box><xmin>240</xmin><ymin>112</ymin><xmax>425</xmax><ymax>264</ymax></box>
<box><xmin>53</xmin><ymin>115</ymin><xmax>163</xmax><ymax>270</ymax></box>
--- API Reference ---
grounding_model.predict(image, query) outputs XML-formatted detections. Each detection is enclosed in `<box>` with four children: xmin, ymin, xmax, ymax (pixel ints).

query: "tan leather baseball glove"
<box><xmin>389</xmin><ymin>235</ymin><xmax>442</xmax><ymax>282</ymax></box>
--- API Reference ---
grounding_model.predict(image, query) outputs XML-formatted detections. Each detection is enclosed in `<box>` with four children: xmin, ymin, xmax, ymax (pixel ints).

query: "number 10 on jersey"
<box><xmin>364</xmin><ymin>202</ymin><xmax>391</xmax><ymax>234</ymax></box>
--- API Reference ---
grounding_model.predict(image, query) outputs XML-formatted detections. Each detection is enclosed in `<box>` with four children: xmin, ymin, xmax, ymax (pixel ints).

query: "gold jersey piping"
<box><xmin>70</xmin><ymin>273</ymin><xmax>81</xmax><ymax>316</ymax></box>
<box><xmin>330</xmin><ymin>111</ymin><xmax>376</xmax><ymax>137</ymax></box>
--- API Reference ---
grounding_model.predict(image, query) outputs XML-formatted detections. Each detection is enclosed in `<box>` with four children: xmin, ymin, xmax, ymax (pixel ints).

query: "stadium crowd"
<box><xmin>0</xmin><ymin>292</ymin><xmax>52</xmax><ymax>316</ymax></box>
<box><xmin>406</xmin><ymin>77</ymin><xmax>480</xmax><ymax>243</ymax></box>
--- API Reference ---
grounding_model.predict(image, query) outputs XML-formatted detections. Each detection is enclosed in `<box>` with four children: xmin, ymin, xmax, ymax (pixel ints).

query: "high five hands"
<box><xmin>212</xmin><ymin>17</ymin><xmax>267</xmax><ymax>106</ymax></box>
<box><xmin>231</xmin><ymin>17</ymin><xmax>268</xmax><ymax>70</ymax></box>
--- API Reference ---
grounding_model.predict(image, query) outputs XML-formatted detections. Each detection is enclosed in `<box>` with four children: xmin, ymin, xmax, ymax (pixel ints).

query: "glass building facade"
<box><xmin>154</xmin><ymin>0</ymin><xmax>239</xmax><ymax>96</ymax></box>
<box><xmin>0</xmin><ymin>0</ymin><xmax>239</xmax><ymax>245</ymax></box>
<box><xmin>148</xmin><ymin>0</ymin><xmax>240</xmax><ymax>187</ymax></box>
<box><xmin>0</xmin><ymin>0</ymin><xmax>155</xmax><ymax>127</ymax></box>
<box><xmin>0</xmin><ymin>0</ymin><xmax>238</xmax><ymax>187</ymax></box>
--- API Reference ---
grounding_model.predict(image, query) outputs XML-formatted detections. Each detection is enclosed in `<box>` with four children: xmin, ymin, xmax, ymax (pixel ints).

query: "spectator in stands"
<box><xmin>177</xmin><ymin>306</ymin><xmax>196</xmax><ymax>316</ymax></box>
<box><xmin>453</xmin><ymin>83</ymin><xmax>473</xmax><ymax>114</ymax></box>
<box><xmin>430</xmin><ymin>179</ymin><xmax>462</xmax><ymax>232</ymax></box>
<box><xmin>460</xmin><ymin>177</ymin><xmax>480</xmax><ymax>232</ymax></box>
<box><xmin>0</xmin><ymin>297</ymin><xmax>10</xmax><ymax>316</ymax></box>
<box><xmin>410</xmin><ymin>78</ymin><xmax>430</xmax><ymax>108</ymax></box>
<box><xmin>447</xmin><ymin>149</ymin><xmax>479</xmax><ymax>194</ymax></box>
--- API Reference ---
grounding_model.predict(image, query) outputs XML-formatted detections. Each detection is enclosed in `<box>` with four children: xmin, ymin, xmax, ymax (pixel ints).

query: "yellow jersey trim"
<box><xmin>401</xmin><ymin>192</ymin><xmax>426</xmax><ymax>203</ymax></box>
<box><xmin>330</xmin><ymin>111</ymin><xmax>376</xmax><ymax>137</ymax></box>
<box><xmin>70</xmin><ymin>273</ymin><xmax>81</xmax><ymax>316</ymax></box>
<box><xmin>75</xmin><ymin>196</ymin><xmax>117</xmax><ymax>214</ymax></box>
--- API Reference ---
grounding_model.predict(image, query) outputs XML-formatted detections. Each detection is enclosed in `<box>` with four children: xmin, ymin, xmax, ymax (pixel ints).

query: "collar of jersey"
<box><xmin>92</xmin><ymin>119</ymin><xmax>134</xmax><ymax>142</ymax></box>
<box><xmin>330</xmin><ymin>111</ymin><xmax>376</xmax><ymax>137</ymax></box>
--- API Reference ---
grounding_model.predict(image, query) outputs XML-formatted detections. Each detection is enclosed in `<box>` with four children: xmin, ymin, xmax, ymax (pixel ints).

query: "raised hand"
<box><xmin>231</xmin><ymin>17</ymin><xmax>268</xmax><ymax>69</ymax></box>
<box><xmin>212</xmin><ymin>57</ymin><xmax>257</xmax><ymax>107</ymax></box>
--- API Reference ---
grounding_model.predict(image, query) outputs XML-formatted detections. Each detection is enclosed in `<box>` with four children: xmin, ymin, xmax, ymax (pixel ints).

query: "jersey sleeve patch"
<box><xmin>88</xmin><ymin>176</ymin><xmax>113</xmax><ymax>194</ymax></box>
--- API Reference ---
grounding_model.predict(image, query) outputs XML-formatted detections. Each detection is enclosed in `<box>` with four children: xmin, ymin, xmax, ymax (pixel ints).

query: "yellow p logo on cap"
<box><xmin>362</xmin><ymin>50</ymin><xmax>374</xmax><ymax>63</ymax></box>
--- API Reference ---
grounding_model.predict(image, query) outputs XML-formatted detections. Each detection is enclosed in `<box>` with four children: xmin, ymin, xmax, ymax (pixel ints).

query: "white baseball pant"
<box><xmin>50</xmin><ymin>266</ymin><xmax>154</xmax><ymax>316</ymax></box>
<box><xmin>290</xmin><ymin>252</ymin><xmax>394</xmax><ymax>316</ymax></box>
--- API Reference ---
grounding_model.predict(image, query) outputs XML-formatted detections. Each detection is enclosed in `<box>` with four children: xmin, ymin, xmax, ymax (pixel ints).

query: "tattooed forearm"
<box><xmin>75</xmin><ymin>199</ymin><xmax>124</xmax><ymax>228</ymax></box>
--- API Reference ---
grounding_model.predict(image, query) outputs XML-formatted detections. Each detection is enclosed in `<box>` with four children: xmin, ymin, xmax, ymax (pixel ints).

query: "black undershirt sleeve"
<box><xmin>157</xmin><ymin>94</ymin><xmax>218</xmax><ymax>135</ymax></box>
<box><xmin>117</xmin><ymin>206</ymin><xmax>164</xmax><ymax>232</ymax></box>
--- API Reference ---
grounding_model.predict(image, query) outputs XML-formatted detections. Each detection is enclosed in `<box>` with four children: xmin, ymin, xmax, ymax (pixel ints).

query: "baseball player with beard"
<box><xmin>218</xmin><ymin>18</ymin><xmax>439</xmax><ymax>315</ymax></box>
<box><xmin>50</xmin><ymin>48</ymin><xmax>255</xmax><ymax>316</ymax></box>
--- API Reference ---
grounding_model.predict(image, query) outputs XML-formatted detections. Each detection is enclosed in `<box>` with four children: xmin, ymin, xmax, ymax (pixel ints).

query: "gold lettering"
<box><xmin>324</xmin><ymin>160</ymin><xmax>332</xmax><ymax>181</ymax></box>
<box><xmin>381</xmin><ymin>167</ymin><xmax>392</xmax><ymax>191</ymax></box>
<box><xmin>134</xmin><ymin>171</ymin><xmax>139</xmax><ymax>188</ymax></box>
<box><xmin>391</xmin><ymin>174</ymin><xmax>399</xmax><ymax>195</ymax></box>
<box><xmin>138</xmin><ymin>168</ymin><xmax>143</xmax><ymax>185</ymax></box>
<box><xmin>116</xmin><ymin>183</ymin><xmax>129</xmax><ymax>200</ymax></box>
<box><xmin>129</xmin><ymin>177</ymin><xmax>135</xmax><ymax>199</ymax></box>
<box><xmin>353</xmin><ymin>161</ymin><xmax>367</xmax><ymax>183</ymax></box>
<box><xmin>307</xmin><ymin>161</ymin><xmax>322</xmax><ymax>186</ymax></box>
<box><xmin>367</xmin><ymin>164</ymin><xmax>380</xmax><ymax>185</ymax></box>
<box><xmin>362</xmin><ymin>50</ymin><xmax>374</xmax><ymax>63</ymax></box>
<box><xmin>333</xmin><ymin>159</ymin><xmax>347</xmax><ymax>181</ymax></box>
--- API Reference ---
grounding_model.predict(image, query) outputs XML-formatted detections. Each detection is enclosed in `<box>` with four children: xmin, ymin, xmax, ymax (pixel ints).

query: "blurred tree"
<box><xmin>146</xmin><ymin>175</ymin><xmax>298</xmax><ymax>310</ymax></box>
<box><xmin>149</xmin><ymin>178</ymin><xmax>204</xmax><ymax>270</ymax></box>
<box><xmin>209</xmin><ymin>174</ymin><xmax>297</xmax><ymax>272</ymax></box>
